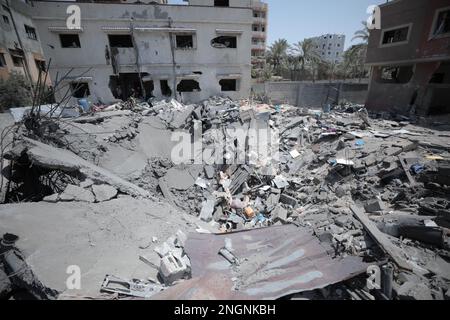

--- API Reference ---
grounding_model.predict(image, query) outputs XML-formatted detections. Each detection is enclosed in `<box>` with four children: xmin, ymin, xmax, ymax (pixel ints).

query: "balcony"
<box><xmin>252</xmin><ymin>17</ymin><xmax>266</xmax><ymax>25</ymax></box>
<box><xmin>252</xmin><ymin>1</ymin><xmax>268</xmax><ymax>11</ymax></box>
<box><xmin>252</xmin><ymin>31</ymin><xmax>266</xmax><ymax>39</ymax></box>
<box><xmin>252</xmin><ymin>44</ymin><xmax>266</xmax><ymax>51</ymax></box>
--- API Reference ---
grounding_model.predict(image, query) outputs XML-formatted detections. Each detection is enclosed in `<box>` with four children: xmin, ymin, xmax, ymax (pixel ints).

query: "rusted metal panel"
<box><xmin>153</xmin><ymin>225</ymin><xmax>370</xmax><ymax>300</ymax></box>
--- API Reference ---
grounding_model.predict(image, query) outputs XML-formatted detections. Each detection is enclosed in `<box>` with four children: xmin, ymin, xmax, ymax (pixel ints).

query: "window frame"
<box><xmin>0</xmin><ymin>53</ymin><xmax>7</xmax><ymax>68</ymax></box>
<box><xmin>429</xmin><ymin>6</ymin><xmax>450</xmax><ymax>40</ymax></box>
<box><xmin>24</xmin><ymin>24</ymin><xmax>37</xmax><ymax>41</ymax></box>
<box><xmin>108</xmin><ymin>34</ymin><xmax>134</xmax><ymax>48</ymax></box>
<box><xmin>2</xmin><ymin>15</ymin><xmax>9</xmax><ymax>25</ymax></box>
<box><xmin>174</xmin><ymin>33</ymin><xmax>196</xmax><ymax>50</ymax></box>
<box><xmin>379</xmin><ymin>23</ymin><xmax>412</xmax><ymax>48</ymax></box>
<box><xmin>59</xmin><ymin>34</ymin><xmax>81</xmax><ymax>48</ymax></box>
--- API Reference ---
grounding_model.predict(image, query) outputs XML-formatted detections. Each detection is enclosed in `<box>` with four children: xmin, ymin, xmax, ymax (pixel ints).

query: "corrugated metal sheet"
<box><xmin>153</xmin><ymin>225</ymin><xmax>370</xmax><ymax>300</ymax></box>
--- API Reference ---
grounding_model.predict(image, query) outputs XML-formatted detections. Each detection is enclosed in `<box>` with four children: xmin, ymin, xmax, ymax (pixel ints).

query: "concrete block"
<box><xmin>199</xmin><ymin>199</ymin><xmax>215</xmax><ymax>222</ymax></box>
<box><xmin>60</xmin><ymin>184</ymin><xmax>95</xmax><ymax>203</ymax></box>
<box><xmin>280</xmin><ymin>194</ymin><xmax>298</xmax><ymax>208</ymax></box>
<box><xmin>43</xmin><ymin>193</ymin><xmax>59</xmax><ymax>203</ymax></box>
<box><xmin>159</xmin><ymin>253</ymin><xmax>188</xmax><ymax>285</ymax></box>
<box><xmin>364</xmin><ymin>200</ymin><xmax>385</xmax><ymax>213</ymax></box>
<box><xmin>92</xmin><ymin>184</ymin><xmax>118</xmax><ymax>202</ymax></box>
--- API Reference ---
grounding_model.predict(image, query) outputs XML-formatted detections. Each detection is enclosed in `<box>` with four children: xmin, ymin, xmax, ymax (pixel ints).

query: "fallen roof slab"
<box><xmin>0</xmin><ymin>197</ymin><xmax>194</xmax><ymax>297</ymax></box>
<box><xmin>153</xmin><ymin>225</ymin><xmax>370</xmax><ymax>300</ymax></box>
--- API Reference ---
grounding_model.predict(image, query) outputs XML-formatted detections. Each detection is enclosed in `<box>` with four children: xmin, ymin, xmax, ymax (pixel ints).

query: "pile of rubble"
<box><xmin>0</xmin><ymin>95</ymin><xmax>449</xmax><ymax>300</ymax></box>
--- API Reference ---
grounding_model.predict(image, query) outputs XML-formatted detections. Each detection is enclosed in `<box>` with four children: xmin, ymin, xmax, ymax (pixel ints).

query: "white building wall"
<box><xmin>310</xmin><ymin>34</ymin><xmax>345</xmax><ymax>64</ymax></box>
<box><xmin>30</xmin><ymin>1</ymin><xmax>252</xmax><ymax>104</ymax></box>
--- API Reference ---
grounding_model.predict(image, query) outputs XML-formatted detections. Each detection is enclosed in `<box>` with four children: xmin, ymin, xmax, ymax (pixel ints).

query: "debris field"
<box><xmin>0</xmin><ymin>95</ymin><xmax>450</xmax><ymax>301</ymax></box>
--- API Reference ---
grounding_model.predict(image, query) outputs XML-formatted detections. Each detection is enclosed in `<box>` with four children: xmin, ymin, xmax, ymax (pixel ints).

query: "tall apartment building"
<box><xmin>250</xmin><ymin>0</ymin><xmax>268</xmax><ymax>73</ymax></box>
<box><xmin>1</xmin><ymin>0</ymin><xmax>254</xmax><ymax>104</ymax></box>
<box><xmin>0</xmin><ymin>0</ymin><xmax>50</xmax><ymax>85</ymax></box>
<box><xmin>309</xmin><ymin>34</ymin><xmax>345</xmax><ymax>64</ymax></box>
<box><xmin>365</xmin><ymin>0</ymin><xmax>450</xmax><ymax>116</ymax></box>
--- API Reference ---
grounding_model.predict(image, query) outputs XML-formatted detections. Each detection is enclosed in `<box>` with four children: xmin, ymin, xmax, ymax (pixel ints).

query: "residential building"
<box><xmin>309</xmin><ymin>34</ymin><xmax>345</xmax><ymax>64</ymax></box>
<box><xmin>365</xmin><ymin>0</ymin><xmax>450</xmax><ymax>116</ymax></box>
<box><xmin>0</xmin><ymin>0</ymin><xmax>50</xmax><ymax>85</ymax></box>
<box><xmin>12</xmin><ymin>0</ymin><xmax>253</xmax><ymax>104</ymax></box>
<box><xmin>250</xmin><ymin>0</ymin><xmax>268</xmax><ymax>74</ymax></box>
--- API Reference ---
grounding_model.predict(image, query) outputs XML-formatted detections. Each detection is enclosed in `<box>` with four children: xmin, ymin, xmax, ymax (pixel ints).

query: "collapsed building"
<box><xmin>0</xmin><ymin>0</ymin><xmax>450</xmax><ymax>302</ymax></box>
<box><xmin>365</xmin><ymin>0</ymin><xmax>450</xmax><ymax>116</ymax></box>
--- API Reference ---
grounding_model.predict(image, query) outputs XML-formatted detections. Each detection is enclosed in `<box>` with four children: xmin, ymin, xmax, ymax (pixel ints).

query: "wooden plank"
<box><xmin>350</xmin><ymin>205</ymin><xmax>413</xmax><ymax>271</ymax></box>
<box><xmin>398</xmin><ymin>156</ymin><xmax>416</xmax><ymax>186</ymax></box>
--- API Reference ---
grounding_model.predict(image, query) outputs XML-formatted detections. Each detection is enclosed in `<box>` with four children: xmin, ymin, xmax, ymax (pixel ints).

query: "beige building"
<box><xmin>2</xmin><ymin>0</ymin><xmax>256</xmax><ymax>104</ymax></box>
<box><xmin>251</xmin><ymin>0</ymin><xmax>268</xmax><ymax>74</ymax></box>
<box><xmin>0</xmin><ymin>0</ymin><xmax>50</xmax><ymax>85</ymax></box>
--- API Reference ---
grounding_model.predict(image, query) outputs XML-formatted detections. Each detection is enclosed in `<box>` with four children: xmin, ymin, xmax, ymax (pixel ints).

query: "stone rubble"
<box><xmin>1</xmin><ymin>96</ymin><xmax>449</xmax><ymax>300</ymax></box>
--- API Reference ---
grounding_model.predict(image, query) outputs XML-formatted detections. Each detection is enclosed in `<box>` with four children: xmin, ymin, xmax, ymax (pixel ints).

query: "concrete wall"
<box><xmin>365</xmin><ymin>0</ymin><xmax>450</xmax><ymax>115</ymax></box>
<box><xmin>30</xmin><ymin>1</ymin><xmax>252</xmax><ymax>104</ymax></box>
<box><xmin>0</xmin><ymin>0</ymin><xmax>50</xmax><ymax>84</ymax></box>
<box><xmin>309</xmin><ymin>34</ymin><xmax>345</xmax><ymax>64</ymax></box>
<box><xmin>366</xmin><ymin>0</ymin><xmax>450</xmax><ymax>65</ymax></box>
<box><xmin>254</xmin><ymin>81</ymin><xmax>368</xmax><ymax>107</ymax></box>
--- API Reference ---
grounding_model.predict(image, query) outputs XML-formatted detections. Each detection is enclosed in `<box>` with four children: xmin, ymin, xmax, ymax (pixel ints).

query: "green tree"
<box><xmin>266</xmin><ymin>39</ymin><xmax>290</xmax><ymax>76</ymax></box>
<box><xmin>339</xmin><ymin>44</ymin><xmax>368</xmax><ymax>80</ymax></box>
<box><xmin>0</xmin><ymin>72</ymin><xmax>33</xmax><ymax>112</ymax></box>
<box><xmin>352</xmin><ymin>21</ymin><xmax>370</xmax><ymax>43</ymax></box>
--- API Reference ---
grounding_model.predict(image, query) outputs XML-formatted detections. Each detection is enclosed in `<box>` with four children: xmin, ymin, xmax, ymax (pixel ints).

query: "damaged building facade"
<box><xmin>365</xmin><ymin>0</ymin><xmax>450</xmax><ymax>116</ymax></box>
<box><xmin>0</xmin><ymin>0</ymin><xmax>50</xmax><ymax>85</ymax></box>
<box><xmin>25</xmin><ymin>0</ymin><xmax>254</xmax><ymax>103</ymax></box>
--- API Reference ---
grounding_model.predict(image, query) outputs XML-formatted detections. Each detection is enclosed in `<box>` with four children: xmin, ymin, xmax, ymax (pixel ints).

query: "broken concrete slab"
<box><xmin>43</xmin><ymin>193</ymin><xmax>59</xmax><ymax>203</ymax></box>
<box><xmin>60</xmin><ymin>184</ymin><xmax>95</xmax><ymax>203</ymax></box>
<box><xmin>164</xmin><ymin>168</ymin><xmax>195</xmax><ymax>191</ymax></box>
<box><xmin>0</xmin><ymin>196</ymin><xmax>194</xmax><ymax>297</ymax></box>
<box><xmin>92</xmin><ymin>184</ymin><xmax>118</xmax><ymax>202</ymax></box>
<box><xmin>13</xmin><ymin>138</ymin><xmax>150</xmax><ymax>199</ymax></box>
<box><xmin>199</xmin><ymin>199</ymin><xmax>215</xmax><ymax>222</ymax></box>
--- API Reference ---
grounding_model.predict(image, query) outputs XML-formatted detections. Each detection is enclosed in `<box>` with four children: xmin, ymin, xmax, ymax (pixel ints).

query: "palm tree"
<box><xmin>266</xmin><ymin>39</ymin><xmax>290</xmax><ymax>76</ymax></box>
<box><xmin>340</xmin><ymin>44</ymin><xmax>368</xmax><ymax>80</ymax></box>
<box><xmin>291</xmin><ymin>39</ymin><xmax>321</xmax><ymax>72</ymax></box>
<box><xmin>352</xmin><ymin>21</ymin><xmax>370</xmax><ymax>43</ymax></box>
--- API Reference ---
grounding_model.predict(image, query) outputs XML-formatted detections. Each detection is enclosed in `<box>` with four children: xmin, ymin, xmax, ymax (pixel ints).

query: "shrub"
<box><xmin>0</xmin><ymin>72</ymin><xmax>33</xmax><ymax>112</ymax></box>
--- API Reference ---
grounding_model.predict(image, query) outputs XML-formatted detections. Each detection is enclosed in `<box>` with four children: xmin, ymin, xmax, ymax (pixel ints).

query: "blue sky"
<box><xmin>169</xmin><ymin>0</ymin><xmax>386</xmax><ymax>50</ymax></box>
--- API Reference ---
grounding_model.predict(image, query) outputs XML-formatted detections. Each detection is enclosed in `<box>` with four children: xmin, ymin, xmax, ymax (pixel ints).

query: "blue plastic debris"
<box><xmin>410</xmin><ymin>164</ymin><xmax>424</xmax><ymax>175</ymax></box>
<box><xmin>355</xmin><ymin>139</ymin><xmax>365</xmax><ymax>147</ymax></box>
<box><xmin>78</xmin><ymin>99</ymin><xmax>90</xmax><ymax>113</ymax></box>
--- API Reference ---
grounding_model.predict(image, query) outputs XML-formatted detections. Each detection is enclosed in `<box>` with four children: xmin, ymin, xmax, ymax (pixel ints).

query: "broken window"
<box><xmin>219</xmin><ymin>79</ymin><xmax>237</xmax><ymax>92</ymax></box>
<box><xmin>0</xmin><ymin>53</ymin><xmax>6</xmax><ymax>68</ymax></box>
<box><xmin>177</xmin><ymin>79</ymin><xmax>200</xmax><ymax>93</ymax></box>
<box><xmin>379</xmin><ymin>66</ymin><xmax>414</xmax><ymax>84</ymax></box>
<box><xmin>160</xmin><ymin>80</ymin><xmax>172</xmax><ymax>97</ymax></box>
<box><xmin>11</xmin><ymin>55</ymin><xmax>23</xmax><ymax>67</ymax></box>
<box><xmin>71</xmin><ymin>82</ymin><xmax>90</xmax><ymax>98</ymax></box>
<box><xmin>24</xmin><ymin>25</ymin><xmax>37</xmax><ymax>40</ymax></box>
<box><xmin>382</xmin><ymin>26</ymin><xmax>409</xmax><ymax>44</ymax></box>
<box><xmin>433</xmin><ymin>9</ymin><xmax>450</xmax><ymax>36</ymax></box>
<box><xmin>175</xmin><ymin>35</ymin><xmax>194</xmax><ymax>49</ymax></box>
<box><xmin>214</xmin><ymin>0</ymin><xmax>229</xmax><ymax>6</ymax></box>
<box><xmin>211</xmin><ymin>36</ymin><xmax>237</xmax><ymax>49</ymax></box>
<box><xmin>143</xmin><ymin>80</ymin><xmax>154</xmax><ymax>99</ymax></box>
<box><xmin>429</xmin><ymin>62</ymin><xmax>450</xmax><ymax>84</ymax></box>
<box><xmin>108</xmin><ymin>34</ymin><xmax>133</xmax><ymax>48</ymax></box>
<box><xmin>60</xmin><ymin>34</ymin><xmax>81</xmax><ymax>48</ymax></box>
<box><xmin>35</xmin><ymin>59</ymin><xmax>46</xmax><ymax>72</ymax></box>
